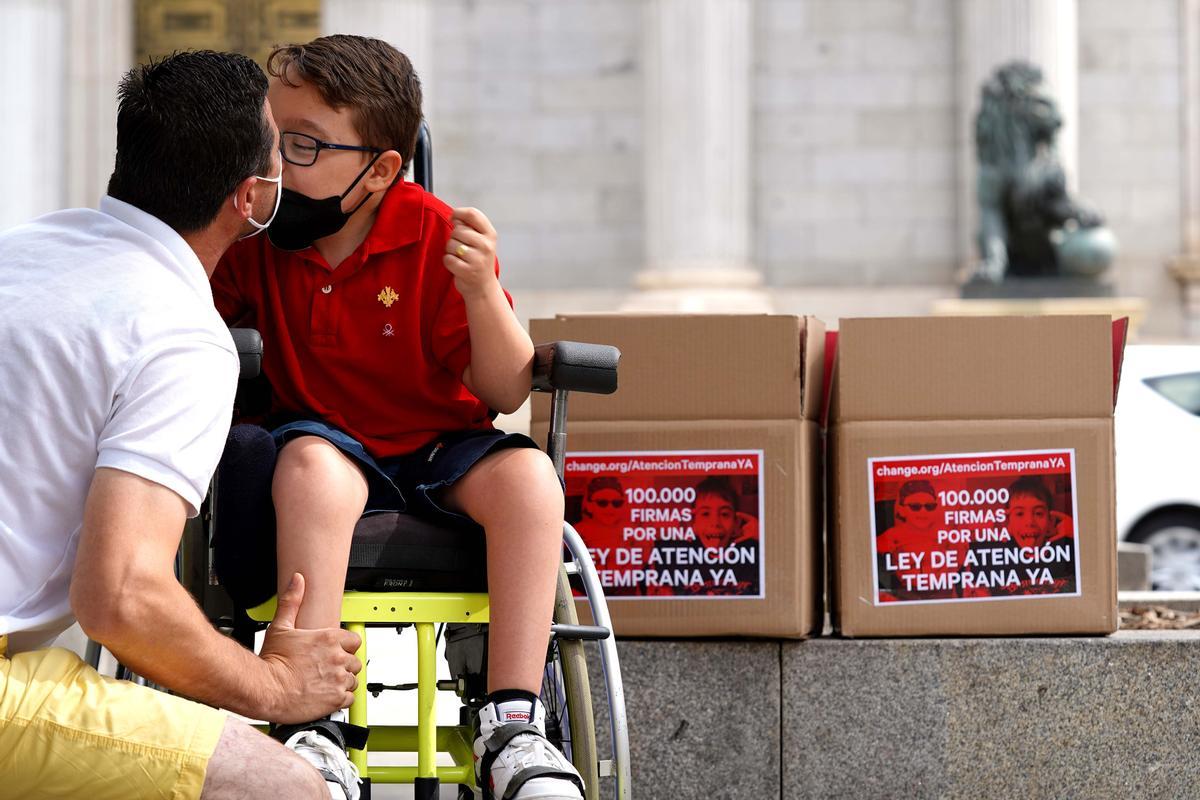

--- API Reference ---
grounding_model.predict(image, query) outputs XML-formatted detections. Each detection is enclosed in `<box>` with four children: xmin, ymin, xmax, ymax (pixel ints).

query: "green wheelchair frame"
<box><xmin>200</xmin><ymin>335</ymin><xmax>631</xmax><ymax>800</ymax></box>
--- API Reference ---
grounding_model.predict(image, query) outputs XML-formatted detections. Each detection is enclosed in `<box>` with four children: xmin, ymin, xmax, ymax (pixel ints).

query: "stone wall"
<box><xmin>754</xmin><ymin>0</ymin><xmax>958</xmax><ymax>287</ymax></box>
<box><xmin>605</xmin><ymin>632</ymin><xmax>1200</xmax><ymax>799</ymax></box>
<box><xmin>426</xmin><ymin>0</ymin><xmax>1190</xmax><ymax>336</ymax></box>
<box><xmin>1</xmin><ymin>0</ymin><xmax>1193</xmax><ymax>336</ymax></box>
<box><xmin>428</xmin><ymin>0</ymin><xmax>645</xmax><ymax>291</ymax></box>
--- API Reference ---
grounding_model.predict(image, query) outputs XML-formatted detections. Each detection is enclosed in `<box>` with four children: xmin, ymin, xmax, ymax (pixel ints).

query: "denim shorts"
<box><xmin>213</xmin><ymin>420</ymin><xmax>540</xmax><ymax>609</ymax></box>
<box><xmin>271</xmin><ymin>418</ymin><xmax>540</xmax><ymax>524</ymax></box>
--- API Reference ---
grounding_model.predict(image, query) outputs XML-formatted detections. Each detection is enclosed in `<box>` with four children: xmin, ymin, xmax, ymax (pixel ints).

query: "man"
<box><xmin>0</xmin><ymin>51</ymin><xmax>360</xmax><ymax>799</ymax></box>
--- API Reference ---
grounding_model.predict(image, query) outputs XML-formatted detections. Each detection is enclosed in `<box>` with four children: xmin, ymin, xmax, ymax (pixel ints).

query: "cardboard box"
<box><xmin>828</xmin><ymin>315</ymin><xmax>1127</xmax><ymax>636</ymax></box>
<box><xmin>530</xmin><ymin>314</ymin><xmax>825</xmax><ymax>638</ymax></box>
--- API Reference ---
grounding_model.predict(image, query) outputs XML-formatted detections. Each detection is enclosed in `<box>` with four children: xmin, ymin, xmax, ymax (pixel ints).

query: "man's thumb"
<box><xmin>272</xmin><ymin>572</ymin><xmax>305</xmax><ymax>629</ymax></box>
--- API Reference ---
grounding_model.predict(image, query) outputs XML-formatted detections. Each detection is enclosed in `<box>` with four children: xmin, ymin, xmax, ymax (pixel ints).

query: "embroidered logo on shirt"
<box><xmin>383</xmin><ymin>323</ymin><xmax>395</xmax><ymax>337</ymax></box>
<box><xmin>377</xmin><ymin>286</ymin><xmax>399</xmax><ymax>307</ymax></box>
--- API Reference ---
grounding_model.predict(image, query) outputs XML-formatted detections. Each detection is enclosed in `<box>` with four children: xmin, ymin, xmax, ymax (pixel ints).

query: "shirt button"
<box><xmin>321</xmin><ymin>285</ymin><xmax>332</xmax><ymax>294</ymax></box>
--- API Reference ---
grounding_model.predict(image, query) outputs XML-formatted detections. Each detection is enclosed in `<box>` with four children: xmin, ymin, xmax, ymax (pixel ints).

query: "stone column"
<box><xmin>1170</xmin><ymin>0</ymin><xmax>1200</xmax><ymax>337</ymax></box>
<box><xmin>64</xmin><ymin>0</ymin><xmax>133</xmax><ymax>210</ymax></box>
<box><xmin>955</xmin><ymin>0</ymin><xmax>1079</xmax><ymax>269</ymax></box>
<box><xmin>321</xmin><ymin>0</ymin><xmax>434</xmax><ymax>133</ymax></box>
<box><xmin>624</xmin><ymin>0</ymin><xmax>768</xmax><ymax>313</ymax></box>
<box><xmin>0</xmin><ymin>0</ymin><xmax>67</xmax><ymax>230</ymax></box>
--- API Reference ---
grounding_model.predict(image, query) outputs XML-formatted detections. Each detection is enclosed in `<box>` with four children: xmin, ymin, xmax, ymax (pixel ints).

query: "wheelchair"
<box><xmin>181</xmin><ymin>122</ymin><xmax>631</xmax><ymax>800</ymax></box>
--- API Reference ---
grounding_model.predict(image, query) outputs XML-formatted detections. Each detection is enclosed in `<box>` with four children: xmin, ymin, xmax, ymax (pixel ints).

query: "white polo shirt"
<box><xmin>0</xmin><ymin>196</ymin><xmax>239</xmax><ymax>653</ymax></box>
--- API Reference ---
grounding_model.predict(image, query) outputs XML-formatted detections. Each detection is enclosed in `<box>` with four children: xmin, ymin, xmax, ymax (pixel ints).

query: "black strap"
<box><xmin>270</xmin><ymin>718</ymin><xmax>370</xmax><ymax>752</ymax></box>
<box><xmin>503</xmin><ymin>765</ymin><xmax>585</xmax><ymax>800</ymax></box>
<box><xmin>481</xmin><ymin>723</ymin><xmax>541</xmax><ymax>800</ymax></box>
<box><xmin>479</xmin><ymin>723</ymin><xmax>583</xmax><ymax>800</ymax></box>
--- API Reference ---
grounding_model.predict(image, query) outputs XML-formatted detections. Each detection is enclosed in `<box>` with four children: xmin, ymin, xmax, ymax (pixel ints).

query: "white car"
<box><xmin>1116</xmin><ymin>344</ymin><xmax>1200</xmax><ymax>590</ymax></box>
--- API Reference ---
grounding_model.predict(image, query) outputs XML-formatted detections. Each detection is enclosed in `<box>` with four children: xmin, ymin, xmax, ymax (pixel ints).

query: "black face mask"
<box><xmin>268</xmin><ymin>153</ymin><xmax>383</xmax><ymax>252</ymax></box>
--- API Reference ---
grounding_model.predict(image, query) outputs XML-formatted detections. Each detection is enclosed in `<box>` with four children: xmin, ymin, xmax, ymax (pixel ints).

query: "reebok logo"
<box><xmin>426</xmin><ymin>442</ymin><xmax>445</xmax><ymax>463</ymax></box>
<box><xmin>503</xmin><ymin>711</ymin><xmax>530</xmax><ymax>722</ymax></box>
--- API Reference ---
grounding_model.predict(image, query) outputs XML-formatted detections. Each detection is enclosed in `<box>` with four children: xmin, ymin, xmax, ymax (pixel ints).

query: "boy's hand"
<box><xmin>444</xmin><ymin>207</ymin><xmax>499</xmax><ymax>300</ymax></box>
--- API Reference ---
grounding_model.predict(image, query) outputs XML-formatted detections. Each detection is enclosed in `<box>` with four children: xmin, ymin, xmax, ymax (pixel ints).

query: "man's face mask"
<box><xmin>237</xmin><ymin>160</ymin><xmax>283</xmax><ymax>241</ymax></box>
<box><xmin>267</xmin><ymin>152</ymin><xmax>384</xmax><ymax>251</ymax></box>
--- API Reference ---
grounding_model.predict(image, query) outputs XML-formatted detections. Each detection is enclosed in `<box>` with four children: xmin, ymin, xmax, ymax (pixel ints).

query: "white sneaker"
<box><xmin>473</xmin><ymin>699</ymin><xmax>584</xmax><ymax>800</ymax></box>
<box><xmin>283</xmin><ymin>729</ymin><xmax>362</xmax><ymax>800</ymax></box>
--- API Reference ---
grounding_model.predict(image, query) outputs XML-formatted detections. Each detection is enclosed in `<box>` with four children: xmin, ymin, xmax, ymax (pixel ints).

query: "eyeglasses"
<box><xmin>280</xmin><ymin>131</ymin><xmax>383</xmax><ymax>167</ymax></box>
<box><xmin>903</xmin><ymin>502</ymin><xmax>937</xmax><ymax>512</ymax></box>
<box><xmin>593</xmin><ymin>499</ymin><xmax>624</xmax><ymax>509</ymax></box>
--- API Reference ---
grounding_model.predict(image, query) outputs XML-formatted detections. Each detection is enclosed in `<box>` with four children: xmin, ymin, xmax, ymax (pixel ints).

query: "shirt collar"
<box><xmin>99</xmin><ymin>195</ymin><xmax>210</xmax><ymax>298</ymax></box>
<box><xmin>360</xmin><ymin>180</ymin><xmax>425</xmax><ymax>258</ymax></box>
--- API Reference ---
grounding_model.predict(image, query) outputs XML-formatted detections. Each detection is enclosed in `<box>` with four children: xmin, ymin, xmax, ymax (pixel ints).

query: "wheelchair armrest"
<box><xmin>229</xmin><ymin>328</ymin><xmax>263</xmax><ymax>380</ymax></box>
<box><xmin>531</xmin><ymin>341</ymin><xmax>619</xmax><ymax>395</ymax></box>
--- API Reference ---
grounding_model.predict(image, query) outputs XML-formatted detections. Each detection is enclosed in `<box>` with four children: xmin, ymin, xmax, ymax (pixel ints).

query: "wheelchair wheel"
<box><xmin>549</xmin><ymin>562</ymin><xmax>601</xmax><ymax>800</ymax></box>
<box><xmin>454</xmin><ymin>563</ymin><xmax>601</xmax><ymax>800</ymax></box>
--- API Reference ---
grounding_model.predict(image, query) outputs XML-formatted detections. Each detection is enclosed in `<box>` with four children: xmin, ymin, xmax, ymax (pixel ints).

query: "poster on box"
<box><xmin>564</xmin><ymin>450</ymin><xmax>765</xmax><ymax>599</ymax></box>
<box><xmin>868</xmin><ymin>449</ymin><xmax>1081</xmax><ymax>605</ymax></box>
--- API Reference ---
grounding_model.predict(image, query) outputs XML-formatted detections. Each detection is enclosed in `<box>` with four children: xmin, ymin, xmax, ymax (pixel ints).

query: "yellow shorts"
<box><xmin>0</xmin><ymin>633</ymin><xmax>227</xmax><ymax>799</ymax></box>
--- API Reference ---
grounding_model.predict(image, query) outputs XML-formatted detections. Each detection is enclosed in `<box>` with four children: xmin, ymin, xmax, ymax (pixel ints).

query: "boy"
<box><xmin>212</xmin><ymin>35</ymin><xmax>583</xmax><ymax>800</ymax></box>
<box><xmin>962</xmin><ymin>476</ymin><xmax>1076</xmax><ymax>598</ymax></box>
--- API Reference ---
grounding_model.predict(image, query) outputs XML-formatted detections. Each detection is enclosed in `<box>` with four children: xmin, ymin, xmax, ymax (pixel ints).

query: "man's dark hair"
<box><xmin>694</xmin><ymin>477</ymin><xmax>738</xmax><ymax>510</ymax></box>
<box><xmin>267</xmin><ymin>35</ymin><xmax>423</xmax><ymax>167</ymax></box>
<box><xmin>107</xmin><ymin>51</ymin><xmax>273</xmax><ymax>233</ymax></box>
<box><xmin>1007</xmin><ymin>476</ymin><xmax>1054</xmax><ymax>510</ymax></box>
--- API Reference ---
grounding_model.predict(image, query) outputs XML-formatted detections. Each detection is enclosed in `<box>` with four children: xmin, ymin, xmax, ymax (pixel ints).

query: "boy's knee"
<box><xmin>493</xmin><ymin>447</ymin><xmax>560</xmax><ymax>492</ymax></box>
<box><xmin>459</xmin><ymin>447</ymin><xmax>561</xmax><ymax>520</ymax></box>
<box><xmin>276</xmin><ymin>437</ymin><xmax>358</xmax><ymax>480</ymax></box>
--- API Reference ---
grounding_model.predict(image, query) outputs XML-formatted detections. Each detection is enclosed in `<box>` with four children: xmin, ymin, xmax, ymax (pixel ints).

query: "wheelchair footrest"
<box><xmin>550</xmin><ymin>623</ymin><xmax>610</xmax><ymax>641</ymax></box>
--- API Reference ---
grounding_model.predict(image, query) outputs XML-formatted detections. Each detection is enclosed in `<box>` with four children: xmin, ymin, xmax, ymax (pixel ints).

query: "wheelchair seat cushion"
<box><xmin>345</xmin><ymin>512</ymin><xmax>487</xmax><ymax>592</ymax></box>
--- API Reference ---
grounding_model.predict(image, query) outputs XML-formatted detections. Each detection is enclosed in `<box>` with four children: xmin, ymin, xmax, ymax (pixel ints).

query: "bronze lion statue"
<box><xmin>975</xmin><ymin>61</ymin><xmax>1115</xmax><ymax>283</ymax></box>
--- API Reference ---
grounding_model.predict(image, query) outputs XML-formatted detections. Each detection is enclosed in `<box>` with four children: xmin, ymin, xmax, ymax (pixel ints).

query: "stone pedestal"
<box><xmin>783</xmin><ymin>633</ymin><xmax>1200</xmax><ymax>799</ymax></box>
<box><xmin>961</xmin><ymin>276</ymin><xmax>1115</xmax><ymax>299</ymax></box>
<box><xmin>931</xmin><ymin>295</ymin><xmax>1148</xmax><ymax>336</ymax></box>
<box><xmin>587</xmin><ymin>633</ymin><xmax>1200</xmax><ymax>799</ymax></box>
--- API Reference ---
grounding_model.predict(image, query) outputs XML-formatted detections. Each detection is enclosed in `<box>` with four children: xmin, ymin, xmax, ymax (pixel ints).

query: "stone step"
<box><xmin>605</xmin><ymin>632</ymin><xmax>1200</xmax><ymax>799</ymax></box>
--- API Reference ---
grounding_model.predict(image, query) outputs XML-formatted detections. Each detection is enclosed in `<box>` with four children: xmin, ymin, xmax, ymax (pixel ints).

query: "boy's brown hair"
<box><xmin>267</xmin><ymin>34</ymin><xmax>423</xmax><ymax>166</ymax></box>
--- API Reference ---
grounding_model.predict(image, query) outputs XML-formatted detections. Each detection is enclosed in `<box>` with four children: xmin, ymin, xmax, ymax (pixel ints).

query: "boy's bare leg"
<box><xmin>201</xmin><ymin>717</ymin><xmax>328</xmax><ymax>798</ymax></box>
<box><xmin>442</xmin><ymin>447</ymin><xmax>564</xmax><ymax>693</ymax></box>
<box><xmin>272</xmin><ymin>436</ymin><xmax>370</xmax><ymax>630</ymax></box>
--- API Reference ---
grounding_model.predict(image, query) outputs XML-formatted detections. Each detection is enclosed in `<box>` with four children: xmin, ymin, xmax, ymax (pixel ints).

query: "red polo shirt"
<box><xmin>212</xmin><ymin>181</ymin><xmax>512</xmax><ymax>458</ymax></box>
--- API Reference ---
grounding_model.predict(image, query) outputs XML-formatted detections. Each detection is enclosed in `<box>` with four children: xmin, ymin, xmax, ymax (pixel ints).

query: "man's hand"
<box><xmin>258</xmin><ymin>572</ymin><xmax>363</xmax><ymax>724</ymax></box>
<box><xmin>443</xmin><ymin>207</ymin><xmax>500</xmax><ymax>300</ymax></box>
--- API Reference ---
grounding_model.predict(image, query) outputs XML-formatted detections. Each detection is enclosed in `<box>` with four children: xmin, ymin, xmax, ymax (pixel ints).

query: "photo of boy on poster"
<box><xmin>646</xmin><ymin>476</ymin><xmax>761</xmax><ymax>597</ymax></box>
<box><xmin>571</xmin><ymin>475</ymin><xmax>629</xmax><ymax>552</ymax></box>
<box><xmin>874</xmin><ymin>470</ymin><xmax>1078</xmax><ymax>603</ymax></box>
<box><xmin>961</xmin><ymin>475</ymin><xmax>1077</xmax><ymax>598</ymax></box>
<box><xmin>876</xmin><ymin>479</ymin><xmax>966</xmax><ymax>602</ymax></box>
